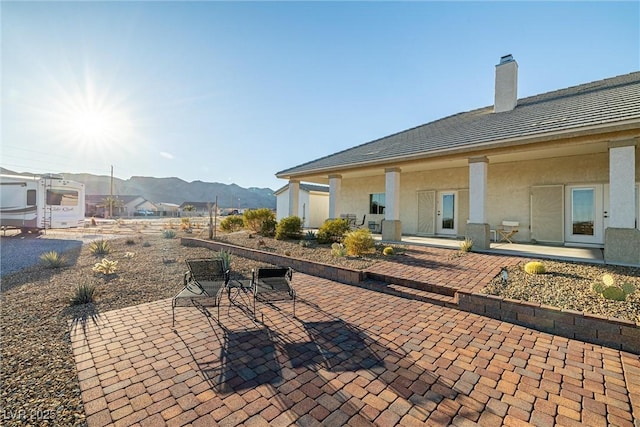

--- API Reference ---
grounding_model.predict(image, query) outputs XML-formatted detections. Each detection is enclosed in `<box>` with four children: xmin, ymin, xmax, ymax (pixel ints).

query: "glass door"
<box><xmin>565</xmin><ymin>185</ymin><xmax>604</xmax><ymax>244</ymax></box>
<box><xmin>437</xmin><ymin>191</ymin><xmax>457</xmax><ymax>235</ymax></box>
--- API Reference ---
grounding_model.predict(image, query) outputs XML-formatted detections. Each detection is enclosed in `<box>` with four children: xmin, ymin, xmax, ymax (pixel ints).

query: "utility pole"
<box><xmin>109</xmin><ymin>165</ymin><xmax>114</xmax><ymax>218</ymax></box>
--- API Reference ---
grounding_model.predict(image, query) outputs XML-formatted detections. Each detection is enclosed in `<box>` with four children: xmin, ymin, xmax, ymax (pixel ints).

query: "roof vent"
<box><xmin>494</xmin><ymin>54</ymin><xmax>518</xmax><ymax>113</ymax></box>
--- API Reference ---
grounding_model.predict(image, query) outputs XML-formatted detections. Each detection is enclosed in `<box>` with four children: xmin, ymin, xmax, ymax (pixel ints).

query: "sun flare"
<box><xmin>66</xmin><ymin>110</ymin><xmax>111</xmax><ymax>141</ymax></box>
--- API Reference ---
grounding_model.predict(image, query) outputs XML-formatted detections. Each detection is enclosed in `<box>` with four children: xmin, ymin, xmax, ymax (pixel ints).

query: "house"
<box><xmin>275</xmin><ymin>183</ymin><xmax>329</xmax><ymax>228</ymax></box>
<box><xmin>276</xmin><ymin>55</ymin><xmax>640</xmax><ymax>266</ymax></box>
<box><xmin>156</xmin><ymin>202</ymin><xmax>180</xmax><ymax>217</ymax></box>
<box><xmin>85</xmin><ymin>195</ymin><xmax>157</xmax><ymax>217</ymax></box>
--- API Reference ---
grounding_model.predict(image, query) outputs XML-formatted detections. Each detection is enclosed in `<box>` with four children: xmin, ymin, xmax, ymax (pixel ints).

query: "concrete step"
<box><xmin>357</xmin><ymin>279</ymin><xmax>457</xmax><ymax>308</ymax></box>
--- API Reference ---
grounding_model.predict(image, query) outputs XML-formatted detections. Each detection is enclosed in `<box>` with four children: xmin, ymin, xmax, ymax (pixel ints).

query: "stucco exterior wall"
<box><xmin>277</xmin><ymin>189</ymin><xmax>329</xmax><ymax>228</ymax></box>
<box><xmin>337</xmin><ymin>152</ymin><xmax>623</xmax><ymax>242</ymax></box>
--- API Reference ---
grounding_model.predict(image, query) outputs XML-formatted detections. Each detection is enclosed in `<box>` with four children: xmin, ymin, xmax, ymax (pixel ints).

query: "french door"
<box><xmin>437</xmin><ymin>191</ymin><xmax>457</xmax><ymax>235</ymax></box>
<box><xmin>565</xmin><ymin>184</ymin><xmax>608</xmax><ymax>245</ymax></box>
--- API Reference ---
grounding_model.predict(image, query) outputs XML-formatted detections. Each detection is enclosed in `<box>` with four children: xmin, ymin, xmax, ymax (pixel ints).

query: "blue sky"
<box><xmin>2</xmin><ymin>1</ymin><xmax>638</xmax><ymax>191</ymax></box>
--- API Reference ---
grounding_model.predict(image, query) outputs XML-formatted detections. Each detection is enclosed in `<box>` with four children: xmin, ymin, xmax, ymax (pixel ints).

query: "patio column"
<box><xmin>382</xmin><ymin>167</ymin><xmax>402</xmax><ymax>241</ymax></box>
<box><xmin>328</xmin><ymin>174</ymin><xmax>342</xmax><ymax>219</ymax></box>
<box><xmin>466</xmin><ymin>156</ymin><xmax>491</xmax><ymax>250</ymax></box>
<box><xmin>605</xmin><ymin>139</ymin><xmax>639</xmax><ymax>265</ymax></box>
<box><xmin>288</xmin><ymin>180</ymin><xmax>300</xmax><ymax>217</ymax></box>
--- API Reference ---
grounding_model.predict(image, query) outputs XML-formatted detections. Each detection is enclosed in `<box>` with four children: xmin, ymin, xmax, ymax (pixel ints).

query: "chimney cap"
<box><xmin>499</xmin><ymin>54</ymin><xmax>514</xmax><ymax>65</ymax></box>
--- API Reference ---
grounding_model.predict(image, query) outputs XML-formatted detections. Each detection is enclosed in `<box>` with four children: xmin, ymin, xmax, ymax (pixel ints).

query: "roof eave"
<box><xmin>277</xmin><ymin>119</ymin><xmax>640</xmax><ymax>180</ymax></box>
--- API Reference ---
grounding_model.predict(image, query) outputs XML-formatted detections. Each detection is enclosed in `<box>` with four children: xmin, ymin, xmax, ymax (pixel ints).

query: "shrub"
<box><xmin>220</xmin><ymin>215</ymin><xmax>244</xmax><ymax>232</ymax></box>
<box><xmin>459</xmin><ymin>238</ymin><xmax>473</xmax><ymax>253</ymax></box>
<box><xmin>142</xmin><ymin>241</ymin><xmax>151</xmax><ymax>247</ymax></box>
<box><xmin>275</xmin><ymin>216</ymin><xmax>303</xmax><ymax>240</ymax></box>
<box><xmin>125</xmin><ymin>238</ymin><xmax>136</xmax><ymax>245</ymax></box>
<box><xmin>331</xmin><ymin>243</ymin><xmax>347</xmax><ymax>257</ymax></box>
<box><xmin>343</xmin><ymin>228</ymin><xmax>375</xmax><ymax>256</ymax></box>
<box><xmin>40</xmin><ymin>251</ymin><xmax>66</xmax><ymax>268</ymax></box>
<box><xmin>216</xmin><ymin>249</ymin><xmax>232</xmax><ymax>271</ymax></box>
<box><xmin>261</xmin><ymin>218</ymin><xmax>277</xmax><ymax>237</ymax></box>
<box><xmin>524</xmin><ymin>261</ymin><xmax>546</xmax><ymax>275</ymax></box>
<box><xmin>70</xmin><ymin>283</ymin><xmax>96</xmax><ymax>306</ymax></box>
<box><xmin>92</xmin><ymin>258</ymin><xmax>118</xmax><ymax>275</ymax></box>
<box><xmin>180</xmin><ymin>217</ymin><xmax>192</xmax><ymax>231</ymax></box>
<box><xmin>317</xmin><ymin>219</ymin><xmax>350</xmax><ymax>244</ymax></box>
<box><xmin>89</xmin><ymin>239</ymin><xmax>111</xmax><ymax>255</ymax></box>
<box><xmin>383</xmin><ymin>247</ymin><xmax>395</xmax><ymax>256</ymax></box>
<box><xmin>243</xmin><ymin>208</ymin><xmax>276</xmax><ymax>233</ymax></box>
<box><xmin>163</xmin><ymin>230</ymin><xmax>177</xmax><ymax>239</ymax></box>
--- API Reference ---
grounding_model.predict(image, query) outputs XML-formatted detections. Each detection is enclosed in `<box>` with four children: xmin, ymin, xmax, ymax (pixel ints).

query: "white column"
<box><xmin>328</xmin><ymin>174</ymin><xmax>342</xmax><ymax>219</ymax></box>
<box><xmin>609</xmin><ymin>141</ymin><xmax>636</xmax><ymax>228</ymax></box>
<box><xmin>385</xmin><ymin>168</ymin><xmax>401</xmax><ymax>221</ymax></box>
<box><xmin>468</xmin><ymin>156</ymin><xmax>488</xmax><ymax>223</ymax></box>
<box><xmin>288</xmin><ymin>180</ymin><xmax>300</xmax><ymax>217</ymax></box>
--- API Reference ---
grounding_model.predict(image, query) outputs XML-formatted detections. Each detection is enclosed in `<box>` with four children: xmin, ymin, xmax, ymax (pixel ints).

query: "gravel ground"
<box><xmin>482</xmin><ymin>260</ymin><xmax>640</xmax><ymax>324</ymax></box>
<box><xmin>1</xmin><ymin>227</ymin><xmax>638</xmax><ymax>426</ymax></box>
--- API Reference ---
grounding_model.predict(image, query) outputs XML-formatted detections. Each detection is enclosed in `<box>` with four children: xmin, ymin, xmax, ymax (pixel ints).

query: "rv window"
<box><xmin>47</xmin><ymin>189</ymin><xmax>78</xmax><ymax>206</ymax></box>
<box><xmin>27</xmin><ymin>190</ymin><xmax>36</xmax><ymax>205</ymax></box>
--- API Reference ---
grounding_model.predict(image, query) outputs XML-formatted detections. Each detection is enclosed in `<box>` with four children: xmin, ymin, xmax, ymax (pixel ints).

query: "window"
<box><xmin>369</xmin><ymin>193</ymin><xmax>385</xmax><ymax>214</ymax></box>
<box><xmin>47</xmin><ymin>189</ymin><xmax>78</xmax><ymax>206</ymax></box>
<box><xmin>27</xmin><ymin>190</ymin><xmax>36</xmax><ymax>206</ymax></box>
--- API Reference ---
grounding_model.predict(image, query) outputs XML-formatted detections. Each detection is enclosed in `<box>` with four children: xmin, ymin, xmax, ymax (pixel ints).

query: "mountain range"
<box><xmin>1</xmin><ymin>168</ymin><xmax>277</xmax><ymax>209</ymax></box>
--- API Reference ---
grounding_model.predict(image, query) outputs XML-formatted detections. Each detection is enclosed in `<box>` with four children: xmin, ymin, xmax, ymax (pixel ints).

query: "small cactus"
<box><xmin>591</xmin><ymin>281</ymin><xmax>606</xmax><ymax>295</ymax></box>
<box><xmin>602</xmin><ymin>286</ymin><xmax>626</xmax><ymax>301</ymax></box>
<box><xmin>621</xmin><ymin>282</ymin><xmax>636</xmax><ymax>296</ymax></box>
<box><xmin>383</xmin><ymin>247</ymin><xmax>394</xmax><ymax>256</ymax></box>
<box><xmin>524</xmin><ymin>261</ymin><xmax>546</xmax><ymax>275</ymax></box>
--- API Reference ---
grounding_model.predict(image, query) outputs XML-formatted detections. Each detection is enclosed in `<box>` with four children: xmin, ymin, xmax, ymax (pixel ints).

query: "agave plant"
<box><xmin>89</xmin><ymin>239</ymin><xmax>111</xmax><ymax>255</ymax></box>
<box><xmin>70</xmin><ymin>283</ymin><xmax>96</xmax><ymax>305</ymax></box>
<box><xmin>217</xmin><ymin>249</ymin><xmax>232</xmax><ymax>271</ymax></box>
<box><xmin>40</xmin><ymin>251</ymin><xmax>66</xmax><ymax>268</ymax></box>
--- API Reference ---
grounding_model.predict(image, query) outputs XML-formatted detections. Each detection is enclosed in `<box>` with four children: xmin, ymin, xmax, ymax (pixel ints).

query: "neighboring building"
<box><xmin>275</xmin><ymin>183</ymin><xmax>329</xmax><ymax>228</ymax></box>
<box><xmin>85</xmin><ymin>195</ymin><xmax>157</xmax><ymax>217</ymax></box>
<box><xmin>179</xmin><ymin>202</ymin><xmax>218</xmax><ymax>217</ymax></box>
<box><xmin>157</xmin><ymin>202</ymin><xmax>180</xmax><ymax>217</ymax></box>
<box><xmin>277</xmin><ymin>56</ymin><xmax>640</xmax><ymax>265</ymax></box>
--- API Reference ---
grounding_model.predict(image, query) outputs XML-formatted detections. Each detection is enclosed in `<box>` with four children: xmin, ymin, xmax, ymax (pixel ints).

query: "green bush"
<box><xmin>243</xmin><ymin>208</ymin><xmax>276</xmax><ymax>233</ymax></box>
<box><xmin>317</xmin><ymin>219</ymin><xmax>350</xmax><ymax>244</ymax></box>
<box><xmin>261</xmin><ymin>218</ymin><xmax>277</xmax><ymax>237</ymax></box>
<box><xmin>343</xmin><ymin>228</ymin><xmax>375</xmax><ymax>256</ymax></box>
<box><xmin>70</xmin><ymin>283</ymin><xmax>96</xmax><ymax>305</ymax></box>
<box><xmin>275</xmin><ymin>216</ymin><xmax>303</xmax><ymax>240</ymax></box>
<box><xmin>220</xmin><ymin>215</ymin><xmax>244</xmax><ymax>232</ymax></box>
<box><xmin>40</xmin><ymin>251</ymin><xmax>66</xmax><ymax>268</ymax></box>
<box><xmin>89</xmin><ymin>239</ymin><xmax>111</xmax><ymax>255</ymax></box>
<box><xmin>162</xmin><ymin>229</ymin><xmax>177</xmax><ymax>239</ymax></box>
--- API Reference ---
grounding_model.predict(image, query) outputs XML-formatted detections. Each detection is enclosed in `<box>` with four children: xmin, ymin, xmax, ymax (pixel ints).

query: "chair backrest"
<box><xmin>186</xmin><ymin>259</ymin><xmax>227</xmax><ymax>282</ymax></box>
<box><xmin>256</xmin><ymin>267</ymin><xmax>292</xmax><ymax>280</ymax></box>
<box><xmin>502</xmin><ymin>220</ymin><xmax>519</xmax><ymax>228</ymax></box>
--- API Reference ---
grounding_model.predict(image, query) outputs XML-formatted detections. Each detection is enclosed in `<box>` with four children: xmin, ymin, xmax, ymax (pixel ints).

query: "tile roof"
<box><xmin>275</xmin><ymin>183</ymin><xmax>330</xmax><ymax>194</ymax></box>
<box><xmin>277</xmin><ymin>71</ymin><xmax>640</xmax><ymax>177</ymax></box>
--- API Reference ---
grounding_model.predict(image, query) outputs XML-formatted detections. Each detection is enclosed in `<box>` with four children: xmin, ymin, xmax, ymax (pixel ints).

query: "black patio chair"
<box><xmin>252</xmin><ymin>267</ymin><xmax>296</xmax><ymax>319</ymax></box>
<box><xmin>172</xmin><ymin>258</ymin><xmax>229</xmax><ymax>327</ymax></box>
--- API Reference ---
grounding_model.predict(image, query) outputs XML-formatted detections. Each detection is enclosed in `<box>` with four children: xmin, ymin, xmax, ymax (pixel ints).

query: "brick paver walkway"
<box><xmin>367</xmin><ymin>245</ymin><xmax>524</xmax><ymax>294</ymax></box>
<box><xmin>71</xmin><ymin>273</ymin><xmax>639</xmax><ymax>427</ymax></box>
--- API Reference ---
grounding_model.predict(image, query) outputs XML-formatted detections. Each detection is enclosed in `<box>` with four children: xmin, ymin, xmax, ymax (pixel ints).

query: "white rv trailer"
<box><xmin>0</xmin><ymin>173</ymin><xmax>85</xmax><ymax>232</ymax></box>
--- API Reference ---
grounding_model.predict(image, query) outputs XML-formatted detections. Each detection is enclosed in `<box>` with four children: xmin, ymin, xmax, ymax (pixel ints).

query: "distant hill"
<box><xmin>0</xmin><ymin>168</ymin><xmax>276</xmax><ymax>209</ymax></box>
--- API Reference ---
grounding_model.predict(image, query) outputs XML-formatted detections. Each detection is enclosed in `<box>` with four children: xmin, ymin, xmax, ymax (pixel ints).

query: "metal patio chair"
<box><xmin>172</xmin><ymin>258</ymin><xmax>229</xmax><ymax>327</ymax></box>
<box><xmin>252</xmin><ymin>267</ymin><xmax>296</xmax><ymax>320</ymax></box>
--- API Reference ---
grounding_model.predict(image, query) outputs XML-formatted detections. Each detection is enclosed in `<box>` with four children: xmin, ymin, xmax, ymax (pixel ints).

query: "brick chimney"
<box><xmin>494</xmin><ymin>54</ymin><xmax>518</xmax><ymax>113</ymax></box>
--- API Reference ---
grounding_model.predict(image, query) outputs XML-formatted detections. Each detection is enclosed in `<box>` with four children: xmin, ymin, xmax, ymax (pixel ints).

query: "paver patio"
<box><xmin>71</xmin><ymin>271</ymin><xmax>640</xmax><ymax>427</ymax></box>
